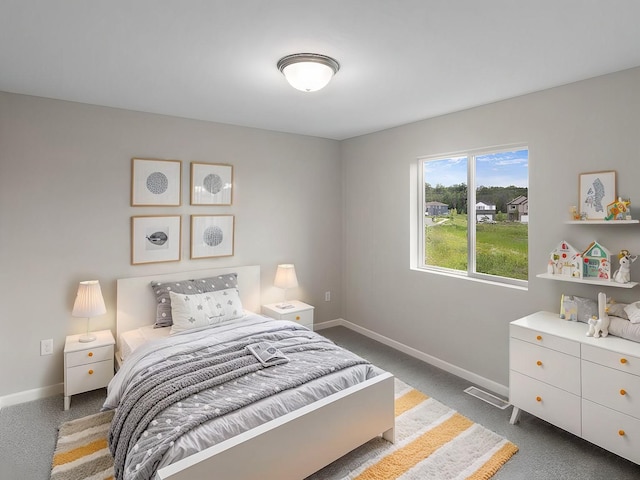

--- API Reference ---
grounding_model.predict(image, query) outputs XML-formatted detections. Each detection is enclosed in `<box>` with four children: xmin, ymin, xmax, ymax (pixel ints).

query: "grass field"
<box><xmin>425</xmin><ymin>213</ymin><xmax>528</xmax><ymax>280</ymax></box>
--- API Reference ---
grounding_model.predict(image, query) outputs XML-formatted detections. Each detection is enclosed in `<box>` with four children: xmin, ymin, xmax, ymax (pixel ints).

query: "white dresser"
<box><xmin>510</xmin><ymin>311</ymin><xmax>640</xmax><ymax>464</ymax></box>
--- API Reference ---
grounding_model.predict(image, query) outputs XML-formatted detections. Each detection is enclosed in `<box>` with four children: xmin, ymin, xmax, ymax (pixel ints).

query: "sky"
<box><xmin>423</xmin><ymin>149</ymin><xmax>528</xmax><ymax>188</ymax></box>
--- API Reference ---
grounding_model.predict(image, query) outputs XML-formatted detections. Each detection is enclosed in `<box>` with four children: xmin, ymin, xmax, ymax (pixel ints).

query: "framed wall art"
<box><xmin>131</xmin><ymin>215</ymin><xmax>181</xmax><ymax>265</ymax></box>
<box><xmin>191</xmin><ymin>162</ymin><xmax>233</xmax><ymax>205</ymax></box>
<box><xmin>191</xmin><ymin>214</ymin><xmax>234</xmax><ymax>259</ymax></box>
<box><xmin>131</xmin><ymin>158</ymin><xmax>182</xmax><ymax>206</ymax></box>
<box><xmin>579</xmin><ymin>170</ymin><xmax>616</xmax><ymax>220</ymax></box>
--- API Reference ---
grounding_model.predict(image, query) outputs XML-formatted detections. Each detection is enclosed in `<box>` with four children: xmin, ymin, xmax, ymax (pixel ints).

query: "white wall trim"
<box><xmin>315</xmin><ymin>319</ymin><xmax>509</xmax><ymax>398</ymax></box>
<box><xmin>0</xmin><ymin>382</ymin><xmax>63</xmax><ymax>410</ymax></box>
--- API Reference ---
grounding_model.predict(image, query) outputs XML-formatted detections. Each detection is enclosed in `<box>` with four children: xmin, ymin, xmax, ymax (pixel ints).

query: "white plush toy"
<box><xmin>587</xmin><ymin>292</ymin><xmax>610</xmax><ymax>338</ymax></box>
<box><xmin>613</xmin><ymin>249</ymin><xmax>637</xmax><ymax>284</ymax></box>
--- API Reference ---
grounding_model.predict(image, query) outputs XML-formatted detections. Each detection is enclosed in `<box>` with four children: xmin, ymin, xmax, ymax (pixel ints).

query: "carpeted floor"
<box><xmin>50</xmin><ymin>379</ymin><xmax>517</xmax><ymax>480</ymax></box>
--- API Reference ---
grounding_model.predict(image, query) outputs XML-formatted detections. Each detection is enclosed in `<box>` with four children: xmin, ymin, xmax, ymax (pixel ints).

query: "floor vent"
<box><xmin>464</xmin><ymin>386</ymin><xmax>511</xmax><ymax>409</ymax></box>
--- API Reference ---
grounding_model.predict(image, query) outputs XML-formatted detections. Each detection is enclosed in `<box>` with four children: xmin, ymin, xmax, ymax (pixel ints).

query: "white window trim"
<box><xmin>414</xmin><ymin>145</ymin><xmax>529</xmax><ymax>289</ymax></box>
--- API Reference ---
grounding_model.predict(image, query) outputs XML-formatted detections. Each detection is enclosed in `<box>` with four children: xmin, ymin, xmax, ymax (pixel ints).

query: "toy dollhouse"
<box><xmin>548</xmin><ymin>240</ymin><xmax>582</xmax><ymax>278</ymax></box>
<box><xmin>582</xmin><ymin>241</ymin><xmax>611</xmax><ymax>279</ymax></box>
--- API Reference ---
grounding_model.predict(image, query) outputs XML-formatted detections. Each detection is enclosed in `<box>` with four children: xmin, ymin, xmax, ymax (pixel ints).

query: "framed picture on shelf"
<box><xmin>131</xmin><ymin>215</ymin><xmax>181</xmax><ymax>265</ymax></box>
<box><xmin>579</xmin><ymin>170</ymin><xmax>616</xmax><ymax>220</ymax></box>
<box><xmin>191</xmin><ymin>214</ymin><xmax>234</xmax><ymax>259</ymax></box>
<box><xmin>190</xmin><ymin>162</ymin><xmax>233</xmax><ymax>205</ymax></box>
<box><xmin>131</xmin><ymin>158</ymin><xmax>182</xmax><ymax>206</ymax></box>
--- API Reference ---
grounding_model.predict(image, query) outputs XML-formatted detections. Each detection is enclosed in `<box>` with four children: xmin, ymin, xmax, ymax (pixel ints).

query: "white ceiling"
<box><xmin>2</xmin><ymin>1</ymin><xmax>640</xmax><ymax>140</ymax></box>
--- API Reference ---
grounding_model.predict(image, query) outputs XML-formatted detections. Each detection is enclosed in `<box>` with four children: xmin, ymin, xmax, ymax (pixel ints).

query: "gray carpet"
<box><xmin>1</xmin><ymin>326</ymin><xmax>639</xmax><ymax>479</ymax></box>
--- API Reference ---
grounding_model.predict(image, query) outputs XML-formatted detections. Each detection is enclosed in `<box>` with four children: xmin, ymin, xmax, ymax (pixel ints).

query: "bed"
<box><xmin>110</xmin><ymin>265</ymin><xmax>395</xmax><ymax>480</ymax></box>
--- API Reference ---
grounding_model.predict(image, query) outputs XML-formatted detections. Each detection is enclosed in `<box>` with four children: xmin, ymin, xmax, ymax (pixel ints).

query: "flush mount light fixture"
<box><xmin>277</xmin><ymin>53</ymin><xmax>340</xmax><ymax>92</ymax></box>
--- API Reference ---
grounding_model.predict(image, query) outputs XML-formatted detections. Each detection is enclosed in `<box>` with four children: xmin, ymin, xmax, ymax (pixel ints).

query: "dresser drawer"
<box><xmin>66</xmin><ymin>344</ymin><xmax>114</xmax><ymax>368</ymax></box>
<box><xmin>582</xmin><ymin>399</ymin><xmax>640</xmax><ymax>464</ymax></box>
<box><xmin>65</xmin><ymin>359</ymin><xmax>114</xmax><ymax>396</ymax></box>
<box><xmin>510</xmin><ymin>324</ymin><xmax>580</xmax><ymax>356</ymax></box>
<box><xmin>582</xmin><ymin>344</ymin><xmax>640</xmax><ymax>377</ymax></box>
<box><xmin>509</xmin><ymin>370</ymin><xmax>581</xmax><ymax>436</ymax></box>
<box><xmin>279</xmin><ymin>309</ymin><xmax>313</xmax><ymax>327</ymax></box>
<box><xmin>510</xmin><ymin>338</ymin><xmax>581</xmax><ymax>395</ymax></box>
<box><xmin>582</xmin><ymin>360</ymin><xmax>640</xmax><ymax>418</ymax></box>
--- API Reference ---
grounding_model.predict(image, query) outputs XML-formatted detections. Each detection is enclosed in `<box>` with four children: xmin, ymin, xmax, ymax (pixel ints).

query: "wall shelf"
<box><xmin>536</xmin><ymin>273</ymin><xmax>638</xmax><ymax>288</ymax></box>
<box><xmin>564</xmin><ymin>220</ymin><xmax>639</xmax><ymax>224</ymax></box>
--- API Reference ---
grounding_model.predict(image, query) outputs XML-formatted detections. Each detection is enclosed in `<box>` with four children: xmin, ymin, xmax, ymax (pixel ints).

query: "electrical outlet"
<box><xmin>325</xmin><ymin>291</ymin><xmax>331</xmax><ymax>302</ymax></box>
<box><xmin>40</xmin><ymin>339</ymin><xmax>53</xmax><ymax>356</ymax></box>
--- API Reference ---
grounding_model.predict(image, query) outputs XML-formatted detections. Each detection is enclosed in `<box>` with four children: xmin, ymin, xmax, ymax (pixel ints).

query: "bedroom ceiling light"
<box><xmin>277</xmin><ymin>53</ymin><xmax>340</xmax><ymax>92</ymax></box>
<box><xmin>274</xmin><ymin>264</ymin><xmax>299</xmax><ymax>309</ymax></box>
<box><xmin>72</xmin><ymin>280</ymin><xmax>107</xmax><ymax>343</ymax></box>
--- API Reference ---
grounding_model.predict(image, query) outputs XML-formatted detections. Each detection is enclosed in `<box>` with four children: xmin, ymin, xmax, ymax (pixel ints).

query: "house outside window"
<box><xmin>418</xmin><ymin>146</ymin><xmax>529</xmax><ymax>287</ymax></box>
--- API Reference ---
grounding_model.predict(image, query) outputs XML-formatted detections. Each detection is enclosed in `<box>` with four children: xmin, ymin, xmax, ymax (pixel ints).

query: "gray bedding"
<box><xmin>104</xmin><ymin>314</ymin><xmax>383</xmax><ymax>480</ymax></box>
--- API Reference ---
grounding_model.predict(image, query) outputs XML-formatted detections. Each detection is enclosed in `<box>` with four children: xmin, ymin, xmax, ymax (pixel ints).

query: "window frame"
<box><xmin>417</xmin><ymin>145</ymin><xmax>529</xmax><ymax>288</ymax></box>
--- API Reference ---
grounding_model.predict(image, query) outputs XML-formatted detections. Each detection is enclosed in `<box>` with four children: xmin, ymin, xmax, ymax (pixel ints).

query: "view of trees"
<box><xmin>424</xmin><ymin>183</ymin><xmax>528</xmax><ymax>214</ymax></box>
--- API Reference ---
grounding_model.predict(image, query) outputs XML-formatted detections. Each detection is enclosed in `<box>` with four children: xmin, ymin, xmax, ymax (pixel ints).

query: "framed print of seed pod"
<box><xmin>131</xmin><ymin>215</ymin><xmax>181</xmax><ymax>265</ymax></box>
<box><xmin>191</xmin><ymin>215</ymin><xmax>234</xmax><ymax>259</ymax></box>
<box><xmin>131</xmin><ymin>158</ymin><xmax>182</xmax><ymax>206</ymax></box>
<box><xmin>190</xmin><ymin>162</ymin><xmax>233</xmax><ymax>206</ymax></box>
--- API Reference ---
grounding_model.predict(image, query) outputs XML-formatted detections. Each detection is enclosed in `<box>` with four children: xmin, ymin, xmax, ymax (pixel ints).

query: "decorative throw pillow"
<box><xmin>210</xmin><ymin>288</ymin><xmax>245</xmax><ymax>323</ymax></box>
<box><xmin>624</xmin><ymin>302</ymin><xmax>640</xmax><ymax>324</ymax></box>
<box><xmin>606</xmin><ymin>302</ymin><xmax>629</xmax><ymax>320</ymax></box>
<box><xmin>151</xmin><ymin>280</ymin><xmax>200</xmax><ymax>328</ymax></box>
<box><xmin>194</xmin><ymin>274</ymin><xmax>239</xmax><ymax>294</ymax></box>
<box><xmin>168</xmin><ymin>291</ymin><xmax>225</xmax><ymax>334</ymax></box>
<box><xmin>560</xmin><ymin>294</ymin><xmax>598</xmax><ymax>323</ymax></box>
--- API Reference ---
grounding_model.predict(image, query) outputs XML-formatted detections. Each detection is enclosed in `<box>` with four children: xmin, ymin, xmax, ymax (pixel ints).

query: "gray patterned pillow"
<box><xmin>151</xmin><ymin>273</ymin><xmax>239</xmax><ymax>327</ymax></box>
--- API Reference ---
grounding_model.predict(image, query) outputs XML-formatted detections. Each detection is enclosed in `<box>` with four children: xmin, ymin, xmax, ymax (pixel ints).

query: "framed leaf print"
<box><xmin>131</xmin><ymin>215</ymin><xmax>181</xmax><ymax>264</ymax></box>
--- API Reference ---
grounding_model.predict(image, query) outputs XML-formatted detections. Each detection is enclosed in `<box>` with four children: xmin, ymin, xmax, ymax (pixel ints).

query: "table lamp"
<box><xmin>274</xmin><ymin>264</ymin><xmax>298</xmax><ymax>309</ymax></box>
<box><xmin>72</xmin><ymin>280</ymin><xmax>106</xmax><ymax>342</ymax></box>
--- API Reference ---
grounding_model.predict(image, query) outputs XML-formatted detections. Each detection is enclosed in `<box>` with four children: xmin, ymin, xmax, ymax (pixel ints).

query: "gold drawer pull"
<box><xmin>536</xmin><ymin>335</ymin><xmax>542</xmax><ymax>341</ymax></box>
<box><xmin>618</xmin><ymin>430</ymin><xmax>625</xmax><ymax>437</ymax></box>
<box><xmin>536</xmin><ymin>360</ymin><xmax>543</xmax><ymax>366</ymax></box>
<box><xmin>88</xmin><ymin>369</ymin><xmax>94</xmax><ymax>375</ymax></box>
<box><xmin>88</xmin><ymin>352</ymin><xmax>93</xmax><ymax>357</ymax></box>
<box><xmin>620</xmin><ymin>389</ymin><xmax>627</xmax><ymax>396</ymax></box>
<box><xmin>620</xmin><ymin>358</ymin><xmax>628</xmax><ymax>364</ymax></box>
<box><xmin>296</xmin><ymin>316</ymin><xmax>301</xmax><ymax>321</ymax></box>
<box><xmin>536</xmin><ymin>396</ymin><xmax>542</xmax><ymax>402</ymax></box>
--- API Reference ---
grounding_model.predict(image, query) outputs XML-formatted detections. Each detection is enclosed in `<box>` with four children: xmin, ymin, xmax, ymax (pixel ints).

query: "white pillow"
<box><xmin>211</xmin><ymin>288</ymin><xmax>245</xmax><ymax>323</ymax></box>
<box><xmin>624</xmin><ymin>302</ymin><xmax>640</xmax><ymax>324</ymax></box>
<box><xmin>169</xmin><ymin>291</ymin><xmax>225</xmax><ymax>334</ymax></box>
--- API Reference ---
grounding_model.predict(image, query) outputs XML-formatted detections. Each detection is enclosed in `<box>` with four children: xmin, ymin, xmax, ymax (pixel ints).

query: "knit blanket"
<box><xmin>108</xmin><ymin>324</ymin><xmax>369</xmax><ymax>480</ymax></box>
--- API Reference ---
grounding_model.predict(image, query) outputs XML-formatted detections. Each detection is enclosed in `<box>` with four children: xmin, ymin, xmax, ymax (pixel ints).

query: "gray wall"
<box><xmin>340</xmin><ymin>66</ymin><xmax>640</xmax><ymax>388</ymax></box>
<box><xmin>0</xmin><ymin>92</ymin><xmax>342</xmax><ymax>398</ymax></box>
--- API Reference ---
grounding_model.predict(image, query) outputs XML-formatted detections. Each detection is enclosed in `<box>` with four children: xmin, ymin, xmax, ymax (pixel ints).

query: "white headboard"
<box><xmin>116</xmin><ymin>265</ymin><xmax>261</xmax><ymax>350</ymax></box>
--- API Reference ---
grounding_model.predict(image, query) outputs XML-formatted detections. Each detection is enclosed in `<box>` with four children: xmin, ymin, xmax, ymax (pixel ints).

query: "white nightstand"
<box><xmin>262</xmin><ymin>300</ymin><xmax>314</xmax><ymax>329</ymax></box>
<box><xmin>63</xmin><ymin>329</ymin><xmax>115</xmax><ymax>410</ymax></box>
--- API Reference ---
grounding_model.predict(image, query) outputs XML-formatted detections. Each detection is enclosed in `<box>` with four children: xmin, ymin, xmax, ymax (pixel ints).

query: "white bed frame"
<box><xmin>116</xmin><ymin>265</ymin><xmax>395</xmax><ymax>480</ymax></box>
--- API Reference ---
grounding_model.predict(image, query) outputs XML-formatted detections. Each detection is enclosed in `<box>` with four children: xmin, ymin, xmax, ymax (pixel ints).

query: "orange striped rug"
<box><xmin>308</xmin><ymin>379</ymin><xmax>518</xmax><ymax>479</ymax></box>
<box><xmin>50</xmin><ymin>410</ymin><xmax>114</xmax><ymax>480</ymax></box>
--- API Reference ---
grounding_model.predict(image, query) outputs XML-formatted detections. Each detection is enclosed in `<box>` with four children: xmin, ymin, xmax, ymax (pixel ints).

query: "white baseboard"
<box><xmin>314</xmin><ymin>319</ymin><xmax>509</xmax><ymax>398</ymax></box>
<box><xmin>0</xmin><ymin>382</ymin><xmax>63</xmax><ymax>410</ymax></box>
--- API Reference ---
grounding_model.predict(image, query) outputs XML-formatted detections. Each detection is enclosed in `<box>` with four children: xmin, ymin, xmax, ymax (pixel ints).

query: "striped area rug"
<box><xmin>308</xmin><ymin>379</ymin><xmax>518</xmax><ymax>479</ymax></box>
<box><xmin>50</xmin><ymin>410</ymin><xmax>114</xmax><ymax>480</ymax></box>
<box><xmin>51</xmin><ymin>380</ymin><xmax>517</xmax><ymax>480</ymax></box>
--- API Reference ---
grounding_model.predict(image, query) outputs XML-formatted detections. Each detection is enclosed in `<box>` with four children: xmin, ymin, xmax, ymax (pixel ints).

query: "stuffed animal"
<box><xmin>612</xmin><ymin>249</ymin><xmax>637</xmax><ymax>284</ymax></box>
<box><xmin>587</xmin><ymin>292</ymin><xmax>610</xmax><ymax>338</ymax></box>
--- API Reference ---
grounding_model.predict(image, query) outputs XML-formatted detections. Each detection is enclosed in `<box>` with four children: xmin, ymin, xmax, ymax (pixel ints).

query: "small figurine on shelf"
<box><xmin>612</xmin><ymin>249</ymin><xmax>637</xmax><ymax>284</ymax></box>
<box><xmin>569</xmin><ymin>205</ymin><xmax>581</xmax><ymax>221</ymax></box>
<box><xmin>605</xmin><ymin>197</ymin><xmax>631</xmax><ymax>221</ymax></box>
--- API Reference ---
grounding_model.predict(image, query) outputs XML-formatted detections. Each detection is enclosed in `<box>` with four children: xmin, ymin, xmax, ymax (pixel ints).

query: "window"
<box><xmin>418</xmin><ymin>146</ymin><xmax>528</xmax><ymax>287</ymax></box>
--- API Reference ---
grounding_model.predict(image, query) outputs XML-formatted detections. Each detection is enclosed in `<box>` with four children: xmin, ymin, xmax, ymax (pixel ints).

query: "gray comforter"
<box><xmin>104</xmin><ymin>315</ymin><xmax>380</xmax><ymax>480</ymax></box>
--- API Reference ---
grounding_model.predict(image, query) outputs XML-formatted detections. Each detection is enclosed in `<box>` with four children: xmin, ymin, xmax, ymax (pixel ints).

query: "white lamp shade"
<box><xmin>72</xmin><ymin>280</ymin><xmax>106</xmax><ymax>318</ymax></box>
<box><xmin>274</xmin><ymin>264</ymin><xmax>299</xmax><ymax>289</ymax></box>
<box><xmin>282</xmin><ymin>61</ymin><xmax>335</xmax><ymax>92</ymax></box>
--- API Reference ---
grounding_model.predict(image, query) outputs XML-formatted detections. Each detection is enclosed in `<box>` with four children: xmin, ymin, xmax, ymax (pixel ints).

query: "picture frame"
<box><xmin>131</xmin><ymin>215</ymin><xmax>181</xmax><ymax>265</ymax></box>
<box><xmin>579</xmin><ymin>170</ymin><xmax>616</xmax><ymax>220</ymax></box>
<box><xmin>191</xmin><ymin>214</ymin><xmax>235</xmax><ymax>259</ymax></box>
<box><xmin>131</xmin><ymin>158</ymin><xmax>182</xmax><ymax>206</ymax></box>
<box><xmin>190</xmin><ymin>162</ymin><xmax>233</xmax><ymax>206</ymax></box>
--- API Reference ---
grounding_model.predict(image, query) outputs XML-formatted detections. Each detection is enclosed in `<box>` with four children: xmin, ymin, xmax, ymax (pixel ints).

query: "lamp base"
<box><xmin>78</xmin><ymin>333</ymin><xmax>97</xmax><ymax>343</ymax></box>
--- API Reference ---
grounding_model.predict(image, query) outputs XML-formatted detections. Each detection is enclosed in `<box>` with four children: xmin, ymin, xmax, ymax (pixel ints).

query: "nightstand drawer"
<box><xmin>510</xmin><ymin>338</ymin><xmax>581</xmax><ymax>394</ymax></box>
<box><xmin>66</xmin><ymin>344</ymin><xmax>114</xmax><ymax>368</ymax></box>
<box><xmin>509</xmin><ymin>370</ymin><xmax>581</xmax><ymax>436</ymax></box>
<box><xmin>582</xmin><ymin>360</ymin><xmax>640</xmax><ymax>418</ymax></box>
<box><xmin>66</xmin><ymin>359</ymin><xmax>113</xmax><ymax>396</ymax></box>
<box><xmin>280</xmin><ymin>309</ymin><xmax>313</xmax><ymax>326</ymax></box>
<box><xmin>583</xmin><ymin>399</ymin><xmax>640</xmax><ymax>464</ymax></box>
